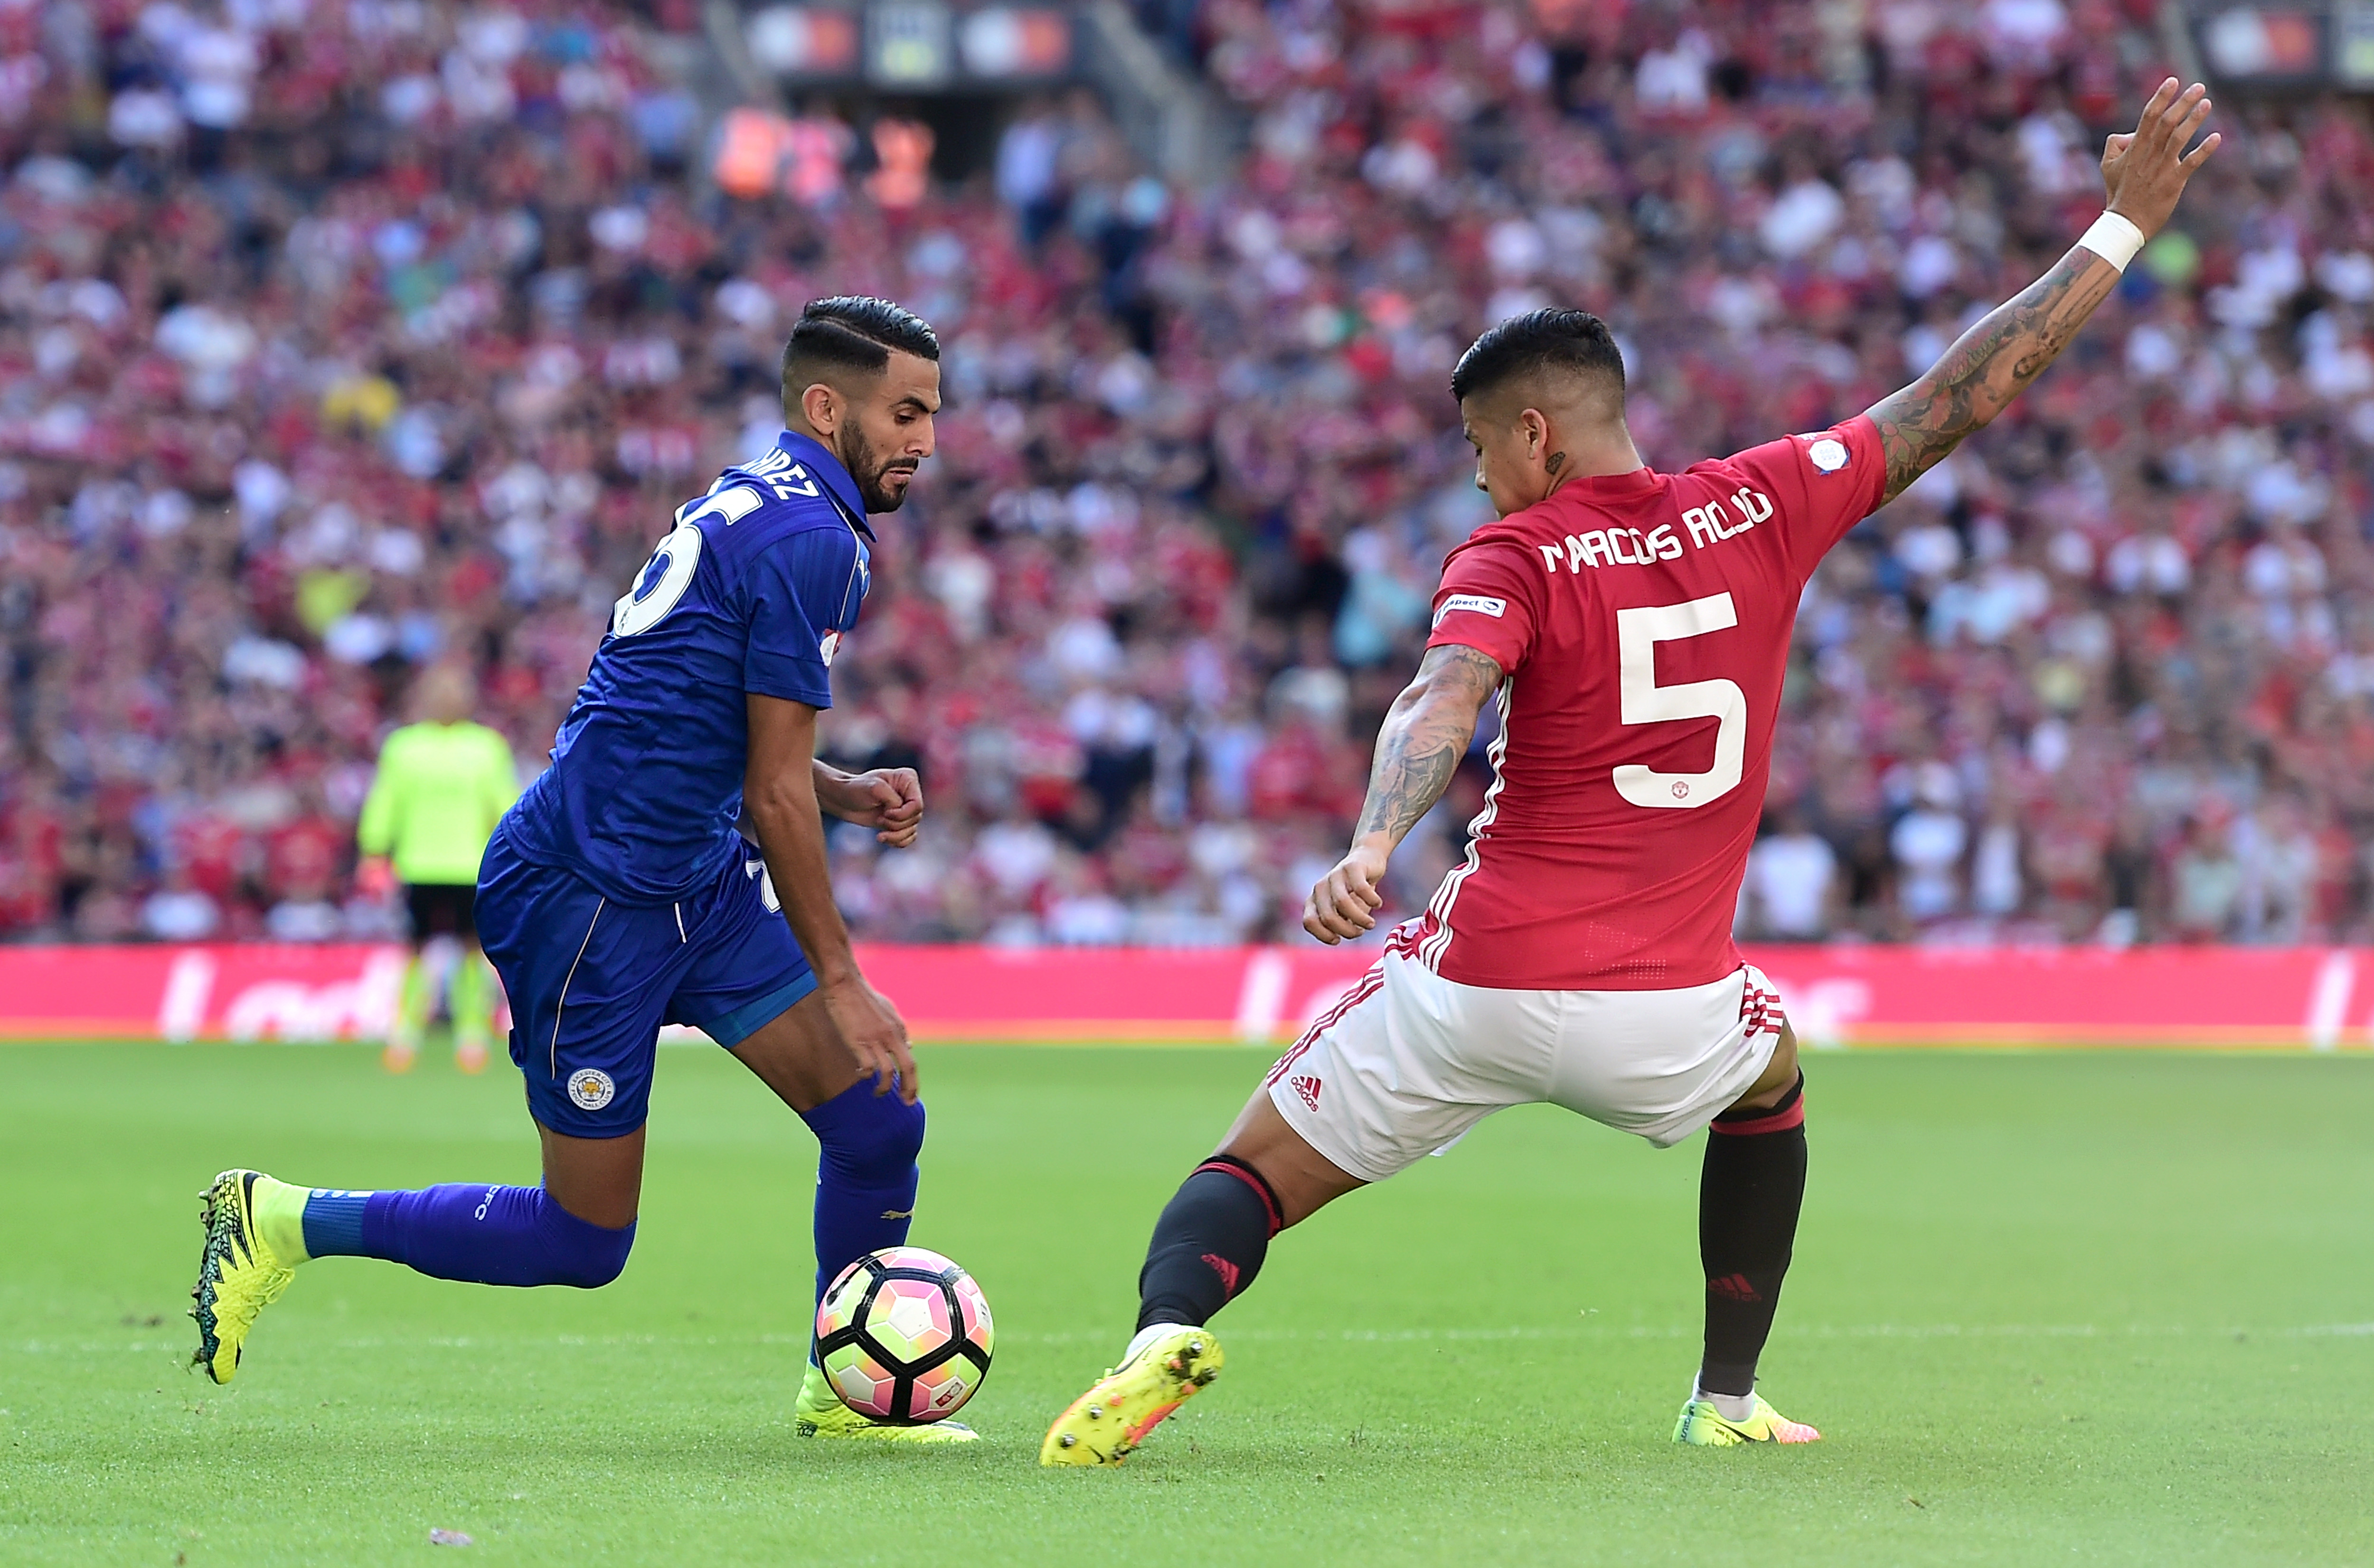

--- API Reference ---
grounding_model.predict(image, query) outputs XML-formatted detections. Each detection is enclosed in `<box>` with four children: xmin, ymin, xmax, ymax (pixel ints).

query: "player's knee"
<box><xmin>556</xmin><ymin>1221</ymin><xmax>635</xmax><ymax>1288</ymax></box>
<box><xmin>540</xmin><ymin>1200</ymin><xmax>637</xmax><ymax>1288</ymax></box>
<box><xmin>819</xmin><ymin>1088</ymin><xmax>926</xmax><ymax>1183</ymax></box>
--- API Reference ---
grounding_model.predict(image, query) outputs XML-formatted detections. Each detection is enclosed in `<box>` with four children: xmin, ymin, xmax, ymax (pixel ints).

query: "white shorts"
<box><xmin>1265</xmin><ymin>930</ymin><xmax>1786</xmax><ymax>1183</ymax></box>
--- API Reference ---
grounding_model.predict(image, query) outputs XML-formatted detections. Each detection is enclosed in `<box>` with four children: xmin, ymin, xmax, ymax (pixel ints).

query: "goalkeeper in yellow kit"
<box><xmin>357</xmin><ymin>666</ymin><xmax>520</xmax><ymax>1073</ymax></box>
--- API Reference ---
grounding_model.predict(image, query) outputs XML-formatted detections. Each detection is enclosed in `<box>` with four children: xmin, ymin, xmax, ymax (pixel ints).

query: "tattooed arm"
<box><xmin>1867</xmin><ymin>253</ymin><xmax>2120</xmax><ymax>504</ymax></box>
<box><xmin>1867</xmin><ymin>78</ymin><xmax>2220</xmax><ymax>504</ymax></box>
<box><xmin>1304</xmin><ymin>643</ymin><xmax>1504</xmax><ymax>944</ymax></box>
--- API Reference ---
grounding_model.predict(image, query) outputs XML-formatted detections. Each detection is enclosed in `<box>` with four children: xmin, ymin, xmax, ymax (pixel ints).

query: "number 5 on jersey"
<box><xmin>1612</xmin><ymin>592</ymin><xmax>1744</xmax><ymax>810</ymax></box>
<box><xmin>612</xmin><ymin>487</ymin><xmax>763</xmax><ymax>637</ymax></box>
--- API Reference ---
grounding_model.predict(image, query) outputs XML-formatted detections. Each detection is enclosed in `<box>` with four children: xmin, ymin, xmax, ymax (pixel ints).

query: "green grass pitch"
<box><xmin>4</xmin><ymin>1042</ymin><xmax>2373</xmax><ymax>1566</ymax></box>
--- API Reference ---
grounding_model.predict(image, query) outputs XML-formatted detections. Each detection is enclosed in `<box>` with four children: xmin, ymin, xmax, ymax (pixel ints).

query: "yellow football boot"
<box><xmin>793</xmin><ymin>1361</ymin><xmax>979</xmax><ymax>1444</ymax></box>
<box><xmin>189</xmin><ymin>1169</ymin><xmax>303</xmax><ymax>1384</ymax></box>
<box><xmin>1673</xmin><ymin>1390</ymin><xmax>1821</xmax><ymax>1446</ymax></box>
<box><xmin>1040</xmin><ymin>1325</ymin><xmax>1223</xmax><ymax>1466</ymax></box>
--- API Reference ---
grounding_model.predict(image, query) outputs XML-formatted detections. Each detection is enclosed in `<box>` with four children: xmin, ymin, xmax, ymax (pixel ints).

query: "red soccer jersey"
<box><xmin>1416</xmin><ymin>415</ymin><xmax>1888</xmax><ymax>991</ymax></box>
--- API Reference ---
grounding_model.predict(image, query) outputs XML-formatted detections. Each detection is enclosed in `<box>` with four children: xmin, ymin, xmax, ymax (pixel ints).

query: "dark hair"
<box><xmin>1450</xmin><ymin>307</ymin><xmax>1625</xmax><ymax>408</ymax></box>
<box><xmin>781</xmin><ymin>295</ymin><xmax>940</xmax><ymax>396</ymax></box>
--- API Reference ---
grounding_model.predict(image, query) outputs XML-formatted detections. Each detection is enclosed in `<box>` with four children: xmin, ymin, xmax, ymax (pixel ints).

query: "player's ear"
<box><xmin>800</xmin><ymin>381</ymin><xmax>839</xmax><ymax>437</ymax></box>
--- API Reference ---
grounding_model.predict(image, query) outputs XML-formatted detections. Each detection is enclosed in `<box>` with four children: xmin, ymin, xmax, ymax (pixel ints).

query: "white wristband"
<box><xmin>2078</xmin><ymin>211</ymin><xmax>2146</xmax><ymax>273</ymax></box>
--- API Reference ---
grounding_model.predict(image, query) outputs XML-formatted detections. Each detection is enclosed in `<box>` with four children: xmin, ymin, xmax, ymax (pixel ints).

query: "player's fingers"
<box><xmin>1312</xmin><ymin>886</ymin><xmax>1362</xmax><ymax>940</ymax></box>
<box><xmin>2135</xmin><ymin>77</ymin><xmax>2177</xmax><ymax>134</ymax></box>
<box><xmin>1329</xmin><ymin>885</ymin><xmax>1377</xmax><ymax>933</ymax></box>
<box><xmin>858</xmin><ymin>1040</ymin><xmax>893</xmax><ymax>1095</ymax></box>
<box><xmin>2157</xmin><ymin>83</ymin><xmax>2205</xmax><ymax>138</ymax></box>
<box><xmin>1334</xmin><ymin>860</ymin><xmax>1374</xmax><ymax>903</ymax></box>
<box><xmin>2181</xmin><ymin>130</ymin><xmax>2223</xmax><ymax>171</ymax></box>
<box><xmin>2172</xmin><ymin>97</ymin><xmax>2213</xmax><ymax>155</ymax></box>
<box><xmin>890</xmin><ymin>1038</ymin><xmax>920</xmax><ymax>1104</ymax></box>
<box><xmin>1326</xmin><ymin>873</ymin><xmax>1370</xmax><ymax>920</ymax></box>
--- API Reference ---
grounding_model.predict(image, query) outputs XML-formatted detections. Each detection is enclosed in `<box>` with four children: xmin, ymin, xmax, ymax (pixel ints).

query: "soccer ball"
<box><xmin>815</xmin><ymin>1246</ymin><xmax>994</xmax><ymax>1423</ymax></box>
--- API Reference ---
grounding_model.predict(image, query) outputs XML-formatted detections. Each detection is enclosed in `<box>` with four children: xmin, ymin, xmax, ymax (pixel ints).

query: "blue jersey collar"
<box><xmin>776</xmin><ymin>430</ymin><xmax>875</xmax><ymax>539</ymax></box>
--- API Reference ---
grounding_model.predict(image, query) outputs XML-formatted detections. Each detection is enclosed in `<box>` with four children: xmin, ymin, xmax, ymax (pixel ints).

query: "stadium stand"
<box><xmin>3</xmin><ymin>0</ymin><xmax>2370</xmax><ymax>948</ymax></box>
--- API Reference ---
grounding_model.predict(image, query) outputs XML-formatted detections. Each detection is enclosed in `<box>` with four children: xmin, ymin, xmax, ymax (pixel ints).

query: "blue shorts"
<box><xmin>477</xmin><ymin>826</ymin><xmax>816</xmax><ymax>1138</ymax></box>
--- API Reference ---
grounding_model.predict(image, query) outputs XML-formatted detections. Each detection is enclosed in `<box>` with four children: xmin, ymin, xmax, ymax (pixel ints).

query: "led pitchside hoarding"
<box><xmin>2</xmin><ymin>943</ymin><xmax>2371</xmax><ymax>1049</ymax></box>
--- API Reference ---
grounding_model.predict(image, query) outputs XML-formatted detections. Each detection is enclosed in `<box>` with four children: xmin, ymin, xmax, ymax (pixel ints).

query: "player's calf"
<box><xmin>1047</xmin><ymin>1089</ymin><xmax>1361</xmax><ymax>1465</ymax></box>
<box><xmin>798</xmin><ymin>1078</ymin><xmax>926</xmax><ymax>1305</ymax></box>
<box><xmin>188</xmin><ymin>1169</ymin><xmax>638</xmax><ymax>1380</ymax></box>
<box><xmin>1136</xmin><ymin>1154</ymin><xmax>1282</xmax><ymax>1333</ymax></box>
<box><xmin>1685</xmin><ymin>1065</ymin><xmax>1812</xmax><ymax>1441</ymax></box>
<box><xmin>302</xmin><ymin>1182</ymin><xmax>636</xmax><ymax>1287</ymax></box>
<box><xmin>1036</xmin><ymin>1155</ymin><xmax>1273</xmax><ymax>1466</ymax></box>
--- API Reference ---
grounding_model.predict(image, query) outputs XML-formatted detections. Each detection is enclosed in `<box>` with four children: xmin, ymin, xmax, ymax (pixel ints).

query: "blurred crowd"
<box><xmin>5</xmin><ymin>0</ymin><xmax>2374</xmax><ymax>948</ymax></box>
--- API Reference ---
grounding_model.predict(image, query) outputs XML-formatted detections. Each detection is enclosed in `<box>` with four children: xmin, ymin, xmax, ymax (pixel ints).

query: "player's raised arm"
<box><xmin>746</xmin><ymin>691</ymin><xmax>919</xmax><ymax>1100</ymax></box>
<box><xmin>1304</xmin><ymin>643</ymin><xmax>1504</xmax><ymax>943</ymax></box>
<box><xmin>1866</xmin><ymin>78</ymin><xmax>2220</xmax><ymax>505</ymax></box>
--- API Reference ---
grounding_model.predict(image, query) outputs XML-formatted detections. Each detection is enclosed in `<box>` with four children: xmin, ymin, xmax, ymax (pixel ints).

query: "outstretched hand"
<box><xmin>2103</xmin><ymin>78</ymin><xmax>2221</xmax><ymax>240</ymax></box>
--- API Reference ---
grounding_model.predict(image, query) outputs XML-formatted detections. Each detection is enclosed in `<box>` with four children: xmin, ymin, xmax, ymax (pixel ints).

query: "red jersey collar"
<box><xmin>1552</xmin><ymin>466</ymin><xmax>1662</xmax><ymax>498</ymax></box>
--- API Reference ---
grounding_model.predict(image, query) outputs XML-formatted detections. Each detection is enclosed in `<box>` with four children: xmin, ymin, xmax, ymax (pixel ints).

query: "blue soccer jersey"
<box><xmin>502</xmin><ymin>430</ymin><xmax>874</xmax><ymax>904</ymax></box>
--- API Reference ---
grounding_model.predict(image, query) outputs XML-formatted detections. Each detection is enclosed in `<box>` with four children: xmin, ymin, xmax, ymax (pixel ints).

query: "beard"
<box><xmin>843</xmin><ymin>423</ymin><xmax>919</xmax><ymax>513</ymax></box>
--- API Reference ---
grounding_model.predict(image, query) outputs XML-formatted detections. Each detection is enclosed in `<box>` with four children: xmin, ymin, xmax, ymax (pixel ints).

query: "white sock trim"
<box><xmin>1693</xmin><ymin>1380</ymin><xmax>1760</xmax><ymax>1422</ymax></box>
<box><xmin>2078</xmin><ymin>211</ymin><xmax>2147</xmax><ymax>273</ymax></box>
<box><xmin>1124</xmin><ymin>1323</ymin><xmax>1191</xmax><ymax>1365</ymax></box>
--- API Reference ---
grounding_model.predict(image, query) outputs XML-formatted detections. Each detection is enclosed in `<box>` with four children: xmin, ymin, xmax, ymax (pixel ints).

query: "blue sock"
<box><xmin>800</xmin><ymin>1080</ymin><xmax>925</xmax><ymax>1307</ymax></box>
<box><xmin>301</xmin><ymin>1184</ymin><xmax>633</xmax><ymax>1289</ymax></box>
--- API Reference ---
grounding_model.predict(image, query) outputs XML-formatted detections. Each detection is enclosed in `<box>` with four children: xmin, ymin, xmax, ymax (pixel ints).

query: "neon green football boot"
<box><xmin>793</xmin><ymin>1360</ymin><xmax>980</xmax><ymax>1443</ymax></box>
<box><xmin>1040</xmin><ymin>1325</ymin><xmax>1224</xmax><ymax>1466</ymax></box>
<box><xmin>189</xmin><ymin>1170</ymin><xmax>308</xmax><ymax>1384</ymax></box>
<box><xmin>1673</xmin><ymin>1390</ymin><xmax>1822</xmax><ymax>1446</ymax></box>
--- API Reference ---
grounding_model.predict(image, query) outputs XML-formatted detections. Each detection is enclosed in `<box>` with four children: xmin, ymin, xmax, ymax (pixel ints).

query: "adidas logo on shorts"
<box><xmin>1290</xmin><ymin>1075</ymin><xmax>1322</xmax><ymax>1112</ymax></box>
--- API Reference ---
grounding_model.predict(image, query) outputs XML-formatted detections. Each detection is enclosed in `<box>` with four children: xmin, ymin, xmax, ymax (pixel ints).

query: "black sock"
<box><xmin>1136</xmin><ymin>1155</ymin><xmax>1282</xmax><ymax>1332</ymax></box>
<box><xmin>1697</xmin><ymin>1073</ymin><xmax>1807</xmax><ymax>1397</ymax></box>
